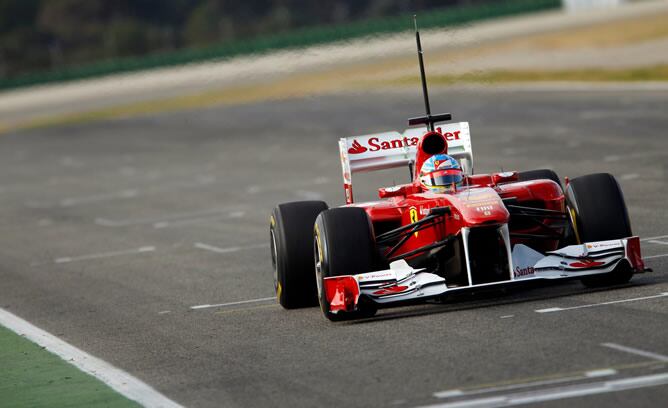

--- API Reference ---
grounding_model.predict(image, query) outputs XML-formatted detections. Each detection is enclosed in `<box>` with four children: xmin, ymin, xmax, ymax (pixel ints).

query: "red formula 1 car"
<box><xmin>269</xmin><ymin>24</ymin><xmax>647</xmax><ymax>321</ymax></box>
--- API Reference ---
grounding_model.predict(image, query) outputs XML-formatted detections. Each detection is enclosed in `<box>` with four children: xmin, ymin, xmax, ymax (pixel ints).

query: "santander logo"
<box><xmin>514</xmin><ymin>266</ymin><xmax>535</xmax><ymax>277</ymax></box>
<box><xmin>348</xmin><ymin>140</ymin><xmax>368</xmax><ymax>154</ymax></box>
<box><xmin>347</xmin><ymin>131</ymin><xmax>461</xmax><ymax>155</ymax></box>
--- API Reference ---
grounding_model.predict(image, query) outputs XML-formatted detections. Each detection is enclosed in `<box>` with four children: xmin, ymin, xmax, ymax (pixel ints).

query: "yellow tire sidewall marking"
<box><xmin>569</xmin><ymin>207</ymin><xmax>582</xmax><ymax>244</ymax></box>
<box><xmin>314</xmin><ymin>224</ymin><xmax>323</xmax><ymax>263</ymax></box>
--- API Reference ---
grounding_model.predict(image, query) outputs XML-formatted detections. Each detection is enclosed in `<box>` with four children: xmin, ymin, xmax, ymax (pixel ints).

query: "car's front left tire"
<box><xmin>314</xmin><ymin>207</ymin><xmax>378</xmax><ymax>321</ymax></box>
<box><xmin>270</xmin><ymin>201</ymin><xmax>328</xmax><ymax>309</ymax></box>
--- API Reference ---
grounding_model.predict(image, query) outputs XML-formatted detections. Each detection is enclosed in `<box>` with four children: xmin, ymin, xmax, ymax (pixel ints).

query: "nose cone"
<box><xmin>451</xmin><ymin>188</ymin><xmax>509</xmax><ymax>226</ymax></box>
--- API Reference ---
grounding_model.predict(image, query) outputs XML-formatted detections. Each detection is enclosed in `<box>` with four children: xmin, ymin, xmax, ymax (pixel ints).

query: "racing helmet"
<box><xmin>419</xmin><ymin>154</ymin><xmax>463</xmax><ymax>193</ymax></box>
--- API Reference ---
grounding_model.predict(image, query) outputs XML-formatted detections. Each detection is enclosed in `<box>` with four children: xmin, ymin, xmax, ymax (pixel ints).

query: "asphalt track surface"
<box><xmin>1</xmin><ymin>88</ymin><xmax>667</xmax><ymax>407</ymax></box>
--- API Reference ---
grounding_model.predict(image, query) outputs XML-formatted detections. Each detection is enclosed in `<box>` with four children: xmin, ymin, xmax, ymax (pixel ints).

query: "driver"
<box><xmin>419</xmin><ymin>154</ymin><xmax>464</xmax><ymax>193</ymax></box>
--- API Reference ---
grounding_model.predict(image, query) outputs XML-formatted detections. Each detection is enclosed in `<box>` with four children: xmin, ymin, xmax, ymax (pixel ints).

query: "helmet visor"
<box><xmin>421</xmin><ymin>169</ymin><xmax>463</xmax><ymax>188</ymax></box>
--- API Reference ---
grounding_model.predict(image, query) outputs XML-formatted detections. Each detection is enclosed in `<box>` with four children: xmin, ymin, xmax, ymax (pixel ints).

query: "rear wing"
<box><xmin>339</xmin><ymin>122</ymin><xmax>473</xmax><ymax>203</ymax></box>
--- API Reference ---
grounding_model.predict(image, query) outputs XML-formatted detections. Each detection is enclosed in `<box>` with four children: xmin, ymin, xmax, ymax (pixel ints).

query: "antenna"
<box><xmin>414</xmin><ymin>16</ymin><xmax>433</xmax><ymax>131</ymax></box>
<box><xmin>408</xmin><ymin>16</ymin><xmax>452</xmax><ymax>130</ymax></box>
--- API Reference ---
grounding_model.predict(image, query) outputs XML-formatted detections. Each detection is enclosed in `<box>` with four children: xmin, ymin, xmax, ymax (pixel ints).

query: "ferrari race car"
<box><xmin>269</xmin><ymin>25</ymin><xmax>647</xmax><ymax>322</ymax></box>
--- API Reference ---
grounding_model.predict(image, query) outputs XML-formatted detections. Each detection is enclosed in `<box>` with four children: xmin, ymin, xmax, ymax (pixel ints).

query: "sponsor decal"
<box><xmin>368</xmin><ymin>136</ymin><xmax>419</xmax><ymax>152</ymax></box>
<box><xmin>434</xmin><ymin>158</ymin><xmax>456</xmax><ymax>170</ymax></box>
<box><xmin>372</xmin><ymin>285</ymin><xmax>409</xmax><ymax>296</ymax></box>
<box><xmin>347</xmin><ymin>136</ymin><xmax>420</xmax><ymax>154</ymax></box>
<box><xmin>586</xmin><ymin>241</ymin><xmax>620</xmax><ymax>249</ymax></box>
<box><xmin>358</xmin><ymin>271</ymin><xmax>393</xmax><ymax>281</ymax></box>
<box><xmin>409</xmin><ymin>207</ymin><xmax>420</xmax><ymax>237</ymax></box>
<box><xmin>465</xmin><ymin>199</ymin><xmax>500</xmax><ymax>208</ymax></box>
<box><xmin>569</xmin><ymin>259</ymin><xmax>605</xmax><ymax>268</ymax></box>
<box><xmin>348</xmin><ymin>140</ymin><xmax>368</xmax><ymax>154</ymax></box>
<box><xmin>442</xmin><ymin>131</ymin><xmax>461</xmax><ymax>141</ymax></box>
<box><xmin>475</xmin><ymin>205</ymin><xmax>494</xmax><ymax>216</ymax></box>
<box><xmin>460</xmin><ymin>193</ymin><xmax>498</xmax><ymax>202</ymax></box>
<box><xmin>514</xmin><ymin>266</ymin><xmax>535</xmax><ymax>277</ymax></box>
<box><xmin>347</xmin><ymin>130</ymin><xmax>462</xmax><ymax>155</ymax></box>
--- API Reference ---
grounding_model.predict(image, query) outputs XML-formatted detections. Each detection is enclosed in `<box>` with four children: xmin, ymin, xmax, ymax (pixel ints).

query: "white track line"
<box><xmin>418</xmin><ymin>372</ymin><xmax>668</xmax><ymax>408</ymax></box>
<box><xmin>0</xmin><ymin>308</ymin><xmax>183</xmax><ymax>408</ymax></box>
<box><xmin>644</xmin><ymin>253</ymin><xmax>668</xmax><ymax>260</ymax></box>
<box><xmin>601</xmin><ymin>343</ymin><xmax>668</xmax><ymax>363</ymax></box>
<box><xmin>49</xmin><ymin>246</ymin><xmax>155</xmax><ymax>265</ymax></box>
<box><xmin>193</xmin><ymin>242</ymin><xmax>268</xmax><ymax>254</ymax></box>
<box><xmin>619</xmin><ymin>173</ymin><xmax>639</xmax><ymax>181</ymax></box>
<box><xmin>434</xmin><ymin>376</ymin><xmax>583</xmax><ymax>399</ymax></box>
<box><xmin>190</xmin><ymin>296</ymin><xmax>275</xmax><ymax>310</ymax></box>
<box><xmin>95</xmin><ymin>208</ymin><xmax>234</xmax><ymax>227</ymax></box>
<box><xmin>535</xmin><ymin>292</ymin><xmax>668</xmax><ymax>313</ymax></box>
<box><xmin>434</xmin><ymin>369</ymin><xmax>617</xmax><ymax>400</ymax></box>
<box><xmin>60</xmin><ymin>189</ymin><xmax>139</xmax><ymax>207</ymax></box>
<box><xmin>647</xmin><ymin>240</ymin><xmax>668</xmax><ymax>246</ymax></box>
<box><xmin>586</xmin><ymin>369</ymin><xmax>618</xmax><ymax>378</ymax></box>
<box><xmin>154</xmin><ymin>211</ymin><xmax>245</xmax><ymax>228</ymax></box>
<box><xmin>25</xmin><ymin>189</ymin><xmax>139</xmax><ymax>209</ymax></box>
<box><xmin>641</xmin><ymin>235</ymin><xmax>668</xmax><ymax>242</ymax></box>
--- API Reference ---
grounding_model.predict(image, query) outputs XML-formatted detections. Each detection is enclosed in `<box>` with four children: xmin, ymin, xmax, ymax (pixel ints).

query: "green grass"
<box><xmin>0</xmin><ymin>325</ymin><xmax>139</xmax><ymax>408</ymax></box>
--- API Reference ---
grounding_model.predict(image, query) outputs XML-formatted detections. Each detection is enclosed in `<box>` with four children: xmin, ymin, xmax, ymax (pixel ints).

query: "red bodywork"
<box><xmin>348</xmin><ymin>130</ymin><xmax>566</xmax><ymax>260</ymax></box>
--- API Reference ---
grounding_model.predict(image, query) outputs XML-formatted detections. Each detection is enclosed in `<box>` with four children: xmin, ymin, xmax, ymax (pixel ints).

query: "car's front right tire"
<box><xmin>565</xmin><ymin>173</ymin><xmax>634</xmax><ymax>287</ymax></box>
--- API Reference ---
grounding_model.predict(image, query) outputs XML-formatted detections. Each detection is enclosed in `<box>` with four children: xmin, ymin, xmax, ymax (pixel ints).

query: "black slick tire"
<box><xmin>270</xmin><ymin>201</ymin><xmax>328</xmax><ymax>309</ymax></box>
<box><xmin>314</xmin><ymin>207</ymin><xmax>378</xmax><ymax>321</ymax></box>
<box><xmin>518</xmin><ymin>169</ymin><xmax>562</xmax><ymax>188</ymax></box>
<box><xmin>565</xmin><ymin>173</ymin><xmax>633</xmax><ymax>287</ymax></box>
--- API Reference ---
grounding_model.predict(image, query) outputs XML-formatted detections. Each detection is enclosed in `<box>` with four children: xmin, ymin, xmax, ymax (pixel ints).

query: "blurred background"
<box><xmin>1</xmin><ymin>0</ymin><xmax>666</xmax><ymax>132</ymax></box>
<box><xmin>1</xmin><ymin>2</ymin><xmax>667</xmax><ymax>407</ymax></box>
<box><xmin>1</xmin><ymin>0</ymin><xmax>535</xmax><ymax>79</ymax></box>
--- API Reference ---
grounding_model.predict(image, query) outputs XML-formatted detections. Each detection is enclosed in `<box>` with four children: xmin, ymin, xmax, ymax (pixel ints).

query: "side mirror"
<box><xmin>378</xmin><ymin>184</ymin><xmax>421</xmax><ymax>198</ymax></box>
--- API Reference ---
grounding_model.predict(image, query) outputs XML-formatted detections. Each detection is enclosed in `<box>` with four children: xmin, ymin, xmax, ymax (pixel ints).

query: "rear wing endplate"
<box><xmin>339</xmin><ymin>122</ymin><xmax>473</xmax><ymax>203</ymax></box>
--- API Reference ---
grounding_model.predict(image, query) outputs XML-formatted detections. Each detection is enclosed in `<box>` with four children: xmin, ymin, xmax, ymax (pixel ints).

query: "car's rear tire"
<box><xmin>314</xmin><ymin>207</ymin><xmax>378</xmax><ymax>321</ymax></box>
<box><xmin>565</xmin><ymin>173</ymin><xmax>633</xmax><ymax>287</ymax></box>
<box><xmin>518</xmin><ymin>169</ymin><xmax>562</xmax><ymax>188</ymax></box>
<box><xmin>270</xmin><ymin>201</ymin><xmax>328</xmax><ymax>309</ymax></box>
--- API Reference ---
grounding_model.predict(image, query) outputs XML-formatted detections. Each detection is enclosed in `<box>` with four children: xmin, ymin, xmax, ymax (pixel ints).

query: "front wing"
<box><xmin>322</xmin><ymin>237</ymin><xmax>645</xmax><ymax>314</ymax></box>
